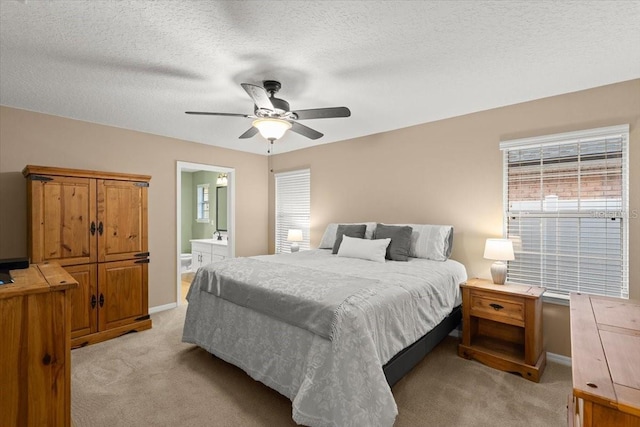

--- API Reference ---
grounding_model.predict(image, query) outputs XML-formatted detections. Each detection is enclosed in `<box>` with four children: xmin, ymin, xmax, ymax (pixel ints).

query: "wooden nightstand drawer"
<box><xmin>470</xmin><ymin>292</ymin><xmax>525</xmax><ymax>326</ymax></box>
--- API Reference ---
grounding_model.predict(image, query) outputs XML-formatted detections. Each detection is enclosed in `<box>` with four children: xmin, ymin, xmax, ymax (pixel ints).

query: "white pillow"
<box><xmin>318</xmin><ymin>222</ymin><xmax>377</xmax><ymax>249</ymax></box>
<box><xmin>337</xmin><ymin>235</ymin><xmax>390</xmax><ymax>263</ymax></box>
<box><xmin>389</xmin><ymin>224</ymin><xmax>453</xmax><ymax>261</ymax></box>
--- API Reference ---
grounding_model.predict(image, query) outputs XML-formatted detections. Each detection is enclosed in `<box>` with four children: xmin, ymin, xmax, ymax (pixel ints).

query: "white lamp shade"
<box><xmin>483</xmin><ymin>239</ymin><xmax>515</xmax><ymax>261</ymax></box>
<box><xmin>252</xmin><ymin>118</ymin><xmax>292</xmax><ymax>140</ymax></box>
<box><xmin>287</xmin><ymin>229</ymin><xmax>303</xmax><ymax>242</ymax></box>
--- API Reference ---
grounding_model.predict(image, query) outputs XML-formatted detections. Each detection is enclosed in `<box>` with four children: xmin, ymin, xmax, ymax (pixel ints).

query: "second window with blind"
<box><xmin>501</xmin><ymin>125</ymin><xmax>629</xmax><ymax>300</ymax></box>
<box><xmin>275</xmin><ymin>169</ymin><xmax>310</xmax><ymax>254</ymax></box>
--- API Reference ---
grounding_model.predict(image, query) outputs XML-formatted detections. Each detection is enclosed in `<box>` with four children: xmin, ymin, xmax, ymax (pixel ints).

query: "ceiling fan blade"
<box><xmin>290</xmin><ymin>122</ymin><xmax>323</xmax><ymax>140</ymax></box>
<box><xmin>239</xmin><ymin>127</ymin><xmax>259</xmax><ymax>139</ymax></box>
<box><xmin>185</xmin><ymin>111</ymin><xmax>249</xmax><ymax>117</ymax></box>
<box><xmin>241</xmin><ymin>83</ymin><xmax>274</xmax><ymax>111</ymax></box>
<box><xmin>292</xmin><ymin>107</ymin><xmax>351</xmax><ymax>120</ymax></box>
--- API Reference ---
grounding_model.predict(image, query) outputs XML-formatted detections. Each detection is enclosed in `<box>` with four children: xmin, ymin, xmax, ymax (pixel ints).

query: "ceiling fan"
<box><xmin>185</xmin><ymin>80</ymin><xmax>351</xmax><ymax>147</ymax></box>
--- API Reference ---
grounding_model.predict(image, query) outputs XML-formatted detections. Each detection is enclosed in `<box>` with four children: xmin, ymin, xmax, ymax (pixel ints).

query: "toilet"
<box><xmin>180</xmin><ymin>253</ymin><xmax>192</xmax><ymax>272</ymax></box>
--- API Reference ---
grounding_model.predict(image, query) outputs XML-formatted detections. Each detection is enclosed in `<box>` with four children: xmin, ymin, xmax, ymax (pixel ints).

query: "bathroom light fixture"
<box><xmin>252</xmin><ymin>118</ymin><xmax>292</xmax><ymax>141</ymax></box>
<box><xmin>216</xmin><ymin>173</ymin><xmax>228</xmax><ymax>186</ymax></box>
<box><xmin>287</xmin><ymin>229</ymin><xmax>303</xmax><ymax>253</ymax></box>
<box><xmin>483</xmin><ymin>239</ymin><xmax>515</xmax><ymax>285</ymax></box>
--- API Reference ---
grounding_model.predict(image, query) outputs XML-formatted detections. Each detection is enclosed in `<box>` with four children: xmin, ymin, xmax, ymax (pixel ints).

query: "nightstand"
<box><xmin>458</xmin><ymin>278</ymin><xmax>546</xmax><ymax>382</ymax></box>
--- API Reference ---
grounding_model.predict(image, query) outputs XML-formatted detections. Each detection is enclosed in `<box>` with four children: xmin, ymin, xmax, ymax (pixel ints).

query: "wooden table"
<box><xmin>569</xmin><ymin>293</ymin><xmax>640</xmax><ymax>426</ymax></box>
<box><xmin>0</xmin><ymin>263</ymin><xmax>78</xmax><ymax>427</ymax></box>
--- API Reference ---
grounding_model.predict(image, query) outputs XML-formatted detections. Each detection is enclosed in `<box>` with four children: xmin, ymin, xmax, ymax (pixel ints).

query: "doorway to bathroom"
<box><xmin>176</xmin><ymin>161</ymin><xmax>235</xmax><ymax>305</ymax></box>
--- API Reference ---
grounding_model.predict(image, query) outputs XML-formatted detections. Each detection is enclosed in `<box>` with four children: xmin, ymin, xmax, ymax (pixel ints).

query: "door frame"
<box><xmin>176</xmin><ymin>161</ymin><xmax>235</xmax><ymax>305</ymax></box>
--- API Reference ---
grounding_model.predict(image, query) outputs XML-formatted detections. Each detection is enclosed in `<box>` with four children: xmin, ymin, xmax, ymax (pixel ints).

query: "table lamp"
<box><xmin>287</xmin><ymin>229</ymin><xmax>303</xmax><ymax>253</ymax></box>
<box><xmin>483</xmin><ymin>238</ymin><xmax>515</xmax><ymax>285</ymax></box>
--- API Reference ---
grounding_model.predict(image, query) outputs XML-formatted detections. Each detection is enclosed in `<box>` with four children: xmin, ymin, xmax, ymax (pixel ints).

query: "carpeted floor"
<box><xmin>71</xmin><ymin>304</ymin><xmax>572</xmax><ymax>427</ymax></box>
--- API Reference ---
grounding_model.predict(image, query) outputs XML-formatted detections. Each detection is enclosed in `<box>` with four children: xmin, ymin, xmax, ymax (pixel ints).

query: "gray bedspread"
<box><xmin>186</xmin><ymin>249</ymin><xmax>467</xmax><ymax>427</ymax></box>
<box><xmin>196</xmin><ymin>257</ymin><xmax>384</xmax><ymax>340</ymax></box>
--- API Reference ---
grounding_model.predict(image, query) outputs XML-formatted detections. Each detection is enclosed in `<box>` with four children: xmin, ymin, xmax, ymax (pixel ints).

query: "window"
<box><xmin>275</xmin><ymin>169</ymin><xmax>310</xmax><ymax>253</ymax></box>
<box><xmin>501</xmin><ymin>125</ymin><xmax>629</xmax><ymax>299</ymax></box>
<box><xmin>196</xmin><ymin>183</ymin><xmax>210</xmax><ymax>223</ymax></box>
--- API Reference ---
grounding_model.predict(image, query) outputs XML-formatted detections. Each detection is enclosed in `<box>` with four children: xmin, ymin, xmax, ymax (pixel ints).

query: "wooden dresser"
<box><xmin>569</xmin><ymin>293</ymin><xmax>640</xmax><ymax>426</ymax></box>
<box><xmin>0</xmin><ymin>263</ymin><xmax>78</xmax><ymax>427</ymax></box>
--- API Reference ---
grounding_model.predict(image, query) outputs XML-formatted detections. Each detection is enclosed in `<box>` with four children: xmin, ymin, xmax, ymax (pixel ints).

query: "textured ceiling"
<box><xmin>1</xmin><ymin>1</ymin><xmax>639</xmax><ymax>155</ymax></box>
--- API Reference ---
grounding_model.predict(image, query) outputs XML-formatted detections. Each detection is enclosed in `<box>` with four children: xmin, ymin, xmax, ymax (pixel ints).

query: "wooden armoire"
<box><xmin>23</xmin><ymin>165</ymin><xmax>152</xmax><ymax>348</ymax></box>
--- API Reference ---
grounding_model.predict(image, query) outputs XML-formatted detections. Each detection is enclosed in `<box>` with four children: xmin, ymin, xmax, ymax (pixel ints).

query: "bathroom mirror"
<box><xmin>216</xmin><ymin>186</ymin><xmax>228</xmax><ymax>231</ymax></box>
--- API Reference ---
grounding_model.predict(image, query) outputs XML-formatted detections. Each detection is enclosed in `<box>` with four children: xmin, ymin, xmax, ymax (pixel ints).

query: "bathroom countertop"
<box><xmin>190</xmin><ymin>238</ymin><xmax>228</xmax><ymax>246</ymax></box>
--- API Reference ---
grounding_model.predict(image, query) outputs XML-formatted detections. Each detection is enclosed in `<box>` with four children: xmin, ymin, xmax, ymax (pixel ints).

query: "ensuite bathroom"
<box><xmin>180</xmin><ymin>169</ymin><xmax>230</xmax><ymax>300</ymax></box>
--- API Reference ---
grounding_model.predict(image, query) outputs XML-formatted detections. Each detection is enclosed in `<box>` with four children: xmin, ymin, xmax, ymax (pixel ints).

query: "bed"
<box><xmin>182</xmin><ymin>223</ymin><xmax>467</xmax><ymax>427</ymax></box>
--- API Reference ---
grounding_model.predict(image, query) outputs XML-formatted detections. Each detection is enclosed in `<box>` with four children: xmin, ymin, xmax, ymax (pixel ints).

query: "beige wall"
<box><xmin>0</xmin><ymin>106</ymin><xmax>269</xmax><ymax>307</ymax></box>
<box><xmin>1</xmin><ymin>80</ymin><xmax>637</xmax><ymax>356</ymax></box>
<box><xmin>269</xmin><ymin>79</ymin><xmax>640</xmax><ymax>357</ymax></box>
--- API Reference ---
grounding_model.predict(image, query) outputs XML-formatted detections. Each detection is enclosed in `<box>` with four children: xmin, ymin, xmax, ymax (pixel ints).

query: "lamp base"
<box><xmin>490</xmin><ymin>261</ymin><xmax>508</xmax><ymax>285</ymax></box>
<box><xmin>290</xmin><ymin>243</ymin><xmax>299</xmax><ymax>253</ymax></box>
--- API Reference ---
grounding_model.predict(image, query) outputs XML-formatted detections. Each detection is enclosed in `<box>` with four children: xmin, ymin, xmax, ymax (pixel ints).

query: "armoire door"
<box><xmin>64</xmin><ymin>264</ymin><xmax>98</xmax><ymax>339</ymax></box>
<box><xmin>97</xmin><ymin>179</ymin><xmax>148</xmax><ymax>262</ymax></box>
<box><xmin>27</xmin><ymin>175</ymin><xmax>97</xmax><ymax>265</ymax></box>
<box><xmin>97</xmin><ymin>259</ymin><xmax>148</xmax><ymax>331</ymax></box>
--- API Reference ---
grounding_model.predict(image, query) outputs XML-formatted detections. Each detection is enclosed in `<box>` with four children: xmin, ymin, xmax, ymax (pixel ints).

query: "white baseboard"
<box><xmin>149</xmin><ymin>302</ymin><xmax>177</xmax><ymax>314</ymax></box>
<box><xmin>546</xmin><ymin>351</ymin><xmax>572</xmax><ymax>367</ymax></box>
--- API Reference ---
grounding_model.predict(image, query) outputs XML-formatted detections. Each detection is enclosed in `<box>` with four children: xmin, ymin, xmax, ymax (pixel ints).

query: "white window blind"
<box><xmin>500</xmin><ymin>125</ymin><xmax>629</xmax><ymax>299</ymax></box>
<box><xmin>275</xmin><ymin>169</ymin><xmax>310</xmax><ymax>253</ymax></box>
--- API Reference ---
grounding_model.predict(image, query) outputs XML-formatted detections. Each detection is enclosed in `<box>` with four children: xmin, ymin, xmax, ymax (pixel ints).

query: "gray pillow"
<box><xmin>332</xmin><ymin>224</ymin><xmax>367</xmax><ymax>254</ymax></box>
<box><xmin>374</xmin><ymin>224</ymin><xmax>413</xmax><ymax>261</ymax></box>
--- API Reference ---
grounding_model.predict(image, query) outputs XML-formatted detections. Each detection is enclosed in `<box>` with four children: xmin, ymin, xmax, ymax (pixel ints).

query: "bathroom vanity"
<box><xmin>190</xmin><ymin>239</ymin><xmax>229</xmax><ymax>271</ymax></box>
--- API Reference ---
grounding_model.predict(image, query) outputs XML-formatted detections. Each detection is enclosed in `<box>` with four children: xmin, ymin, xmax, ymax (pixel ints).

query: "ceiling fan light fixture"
<box><xmin>252</xmin><ymin>118</ymin><xmax>292</xmax><ymax>141</ymax></box>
